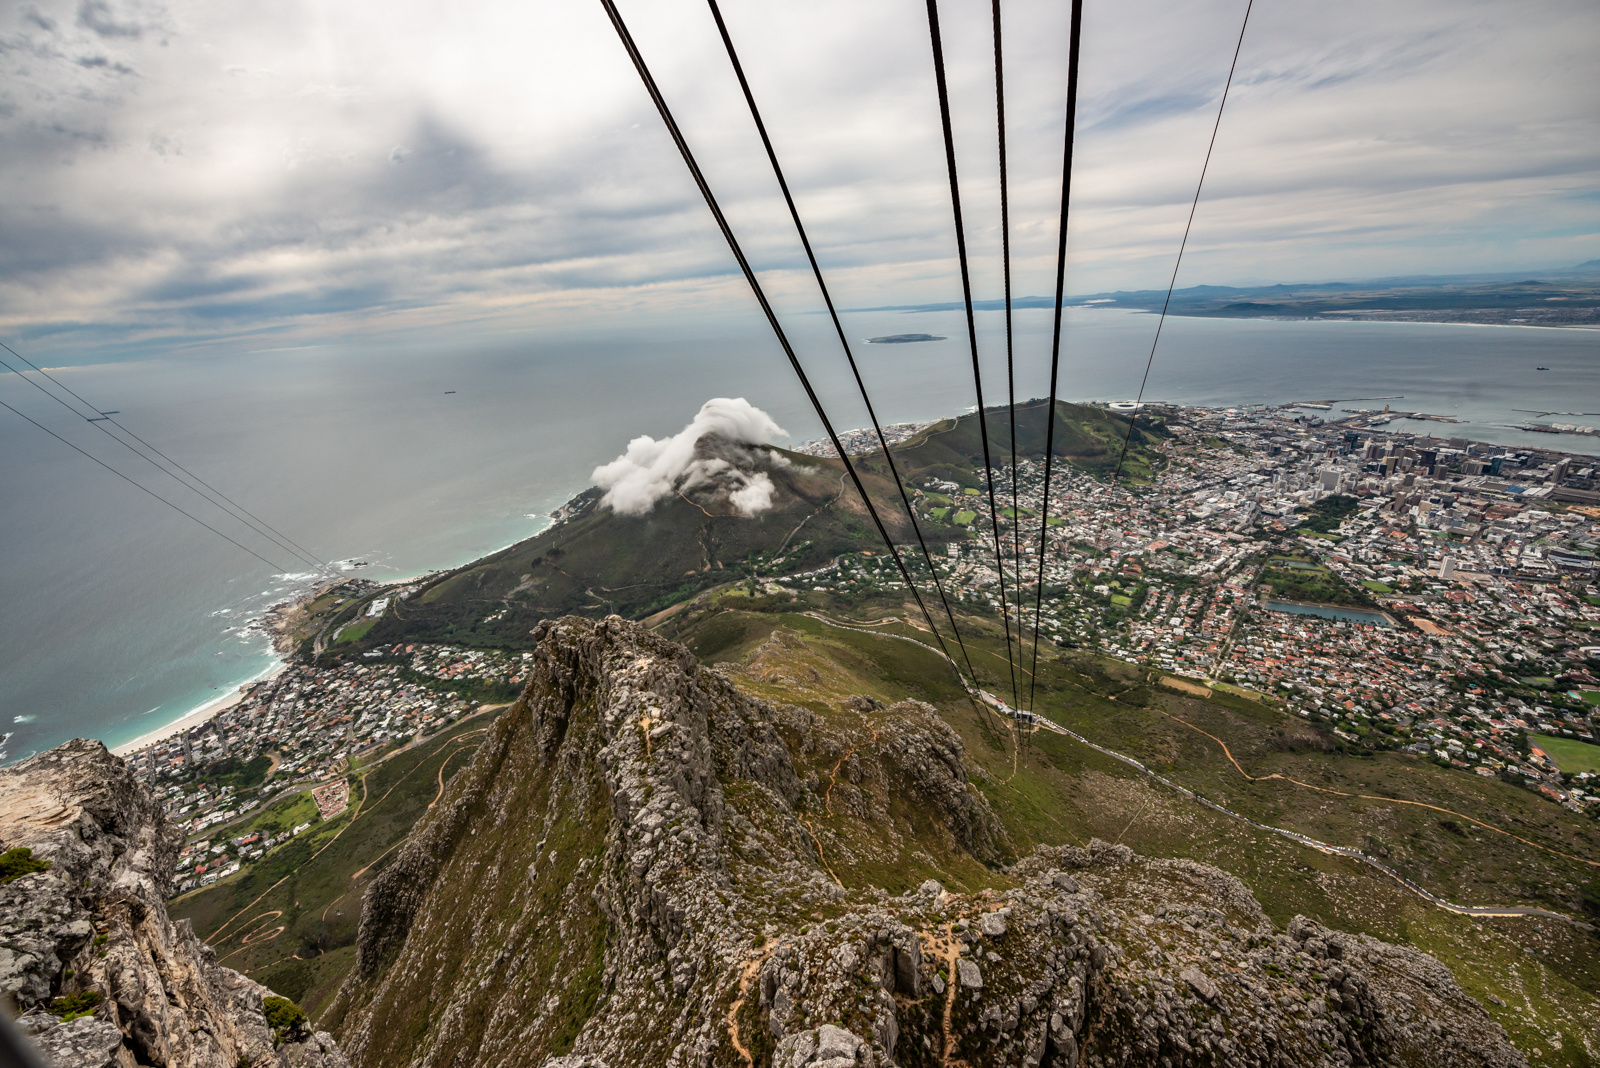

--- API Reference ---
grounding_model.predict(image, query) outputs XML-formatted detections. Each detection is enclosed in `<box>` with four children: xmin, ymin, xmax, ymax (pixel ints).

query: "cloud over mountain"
<box><xmin>592</xmin><ymin>397</ymin><xmax>787</xmax><ymax>516</ymax></box>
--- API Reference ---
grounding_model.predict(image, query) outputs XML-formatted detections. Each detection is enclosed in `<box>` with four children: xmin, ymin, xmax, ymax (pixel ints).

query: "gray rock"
<box><xmin>320</xmin><ymin>618</ymin><xmax>1530</xmax><ymax>1068</ymax></box>
<box><xmin>1180</xmin><ymin>964</ymin><xmax>1218</xmax><ymax>1003</ymax></box>
<box><xmin>30</xmin><ymin>1014</ymin><xmax>124</xmax><ymax>1068</ymax></box>
<box><xmin>957</xmin><ymin>958</ymin><xmax>983</xmax><ymax>989</ymax></box>
<box><xmin>0</xmin><ymin>739</ymin><xmax>348</xmax><ymax>1068</ymax></box>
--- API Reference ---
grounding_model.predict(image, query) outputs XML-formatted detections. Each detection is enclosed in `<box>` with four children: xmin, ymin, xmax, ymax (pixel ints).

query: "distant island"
<box><xmin>865</xmin><ymin>333</ymin><xmax>946</xmax><ymax>343</ymax></box>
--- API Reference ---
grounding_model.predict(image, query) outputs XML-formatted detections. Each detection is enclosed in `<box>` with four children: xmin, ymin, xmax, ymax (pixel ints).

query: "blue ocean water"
<box><xmin>1</xmin><ymin>307</ymin><xmax>1595</xmax><ymax>761</ymax></box>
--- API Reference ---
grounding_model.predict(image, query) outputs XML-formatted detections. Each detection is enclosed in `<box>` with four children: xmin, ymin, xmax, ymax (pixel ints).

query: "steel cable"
<box><xmin>598</xmin><ymin>0</ymin><xmax>983</xmax><ymax>712</ymax></box>
<box><xmin>702</xmin><ymin>0</ymin><xmax>993</xmax><ymax>720</ymax></box>
<box><xmin>993</xmin><ymin>0</ymin><xmax>1024</xmax><ymax>717</ymax></box>
<box><xmin>1027</xmin><ymin>0</ymin><xmax>1085</xmax><ymax>714</ymax></box>
<box><xmin>0</xmin><ymin>350</ymin><xmax>327</xmax><ymax>572</ymax></box>
<box><xmin>0</xmin><ymin>341</ymin><xmax>328</xmax><ymax>571</ymax></box>
<box><xmin>0</xmin><ymin>396</ymin><xmax>292</xmax><ymax>572</ymax></box>
<box><xmin>1114</xmin><ymin>0</ymin><xmax>1254</xmax><ymax>482</ymax></box>
<box><xmin>926</xmin><ymin>0</ymin><xmax>1021</xmax><ymax>711</ymax></box>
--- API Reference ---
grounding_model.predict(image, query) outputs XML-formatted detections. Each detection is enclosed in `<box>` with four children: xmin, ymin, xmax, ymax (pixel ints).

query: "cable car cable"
<box><xmin>926</xmin><ymin>0</ymin><xmax>1022</xmax><ymax>711</ymax></box>
<box><xmin>701</xmin><ymin>0</ymin><xmax>991</xmax><ymax>718</ymax></box>
<box><xmin>598</xmin><ymin>0</ymin><xmax>984</xmax><ymax>714</ymax></box>
<box><xmin>0</xmin><ymin>354</ymin><xmax>326</xmax><ymax>572</ymax></box>
<box><xmin>0</xmin><ymin>341</ymin><xmax>328</xmax><ymax>570</ymax></box>
<box><xmin>1114</xmin><ymin>0</ymin><xmax>1253</xmax><ymax>482</ymax></box>
<box><xmin>0</xmin><ymin>396</ymin><xmax>292</xmax><ymax>572</ymax></box>
<box><xmin>1027</xmin><ymin>0</ymin><xmax>1085</xmax><ymax>715</ymax></box>
<box><xmin>993</xmin><ymin>0</ymin><xmax>1024</xmax><ymax>714</ymax></box>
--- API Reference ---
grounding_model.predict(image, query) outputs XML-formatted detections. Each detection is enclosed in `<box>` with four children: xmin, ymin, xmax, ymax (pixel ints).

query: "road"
<box><xmin>802</xmin><ymin>610</ymin><xmax>1594</xmax><ymax>930</ymax></box>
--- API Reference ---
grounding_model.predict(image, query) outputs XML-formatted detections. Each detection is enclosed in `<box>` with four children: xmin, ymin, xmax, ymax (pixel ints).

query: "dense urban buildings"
<box><xmin>135</xmin><ymin>402</ymin><xmax>1600</xmax><ymax>897</ymax></box>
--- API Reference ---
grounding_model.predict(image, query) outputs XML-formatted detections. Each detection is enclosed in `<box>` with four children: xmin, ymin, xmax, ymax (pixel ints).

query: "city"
<box><xmin>131</xmin><ymin>402</ymin><xmax>1600</xmax><ymax>900</ymax></box>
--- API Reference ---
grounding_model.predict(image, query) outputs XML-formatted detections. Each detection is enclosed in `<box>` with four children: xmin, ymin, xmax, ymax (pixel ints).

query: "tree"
<box><xmin>262</xmin><ymin>996</ymin><xmax>308</xmax><ymax>1042</ymax></box>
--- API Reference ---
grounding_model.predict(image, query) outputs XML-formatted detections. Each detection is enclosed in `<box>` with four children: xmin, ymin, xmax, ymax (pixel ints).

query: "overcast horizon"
<box><xmin>2</xmin><ymin>0</ymin><xmax>1597</xmax><ymax>368</ymax></box>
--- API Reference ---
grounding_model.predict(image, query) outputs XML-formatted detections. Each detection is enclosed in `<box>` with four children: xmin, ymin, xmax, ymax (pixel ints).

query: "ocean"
<box><xmin>2</xmin><ymin>307</ymin><xmax>1595</xmax><ymax>762</ymax></box>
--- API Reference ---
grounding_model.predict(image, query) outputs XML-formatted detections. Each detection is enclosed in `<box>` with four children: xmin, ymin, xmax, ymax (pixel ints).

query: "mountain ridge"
<box><xmin>322</xmin><ymin>615</ymin><xmax>1526</xmax><ymax>1068</ymax></box>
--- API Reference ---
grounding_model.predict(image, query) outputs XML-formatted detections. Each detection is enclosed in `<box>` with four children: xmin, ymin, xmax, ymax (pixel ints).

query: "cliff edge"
<box><xmin>329</xmin><ymin>616</ymin><xmax>1526</xmax><ymax>1068</ymax></box>
<box><xmin>0</xmin><ymin>738</ymin><xmax>348</xmax><ymax>1068</ymax></box>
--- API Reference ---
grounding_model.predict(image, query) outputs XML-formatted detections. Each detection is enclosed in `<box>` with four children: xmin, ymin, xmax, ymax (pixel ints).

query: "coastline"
<box><xmin>105</xmin><ymin>513</ymin><xmax>564</xmax><ymax>761</ymax></box>
<box><xmin>110</xmin><ymin>659</ymin><xmax>288</xmax><ymax>757</ymax></box>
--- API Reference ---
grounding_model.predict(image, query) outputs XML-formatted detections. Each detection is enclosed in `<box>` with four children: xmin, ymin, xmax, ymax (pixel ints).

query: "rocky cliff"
<box><xmin>329</xmin><ymin>616</ymin><xmax>1526</xmax><ymax>1068</ymax></box>
<box><xmin>0</xmin><ymin>739</ymin><xmax>348</xmax><ymax>1068</ymax></box>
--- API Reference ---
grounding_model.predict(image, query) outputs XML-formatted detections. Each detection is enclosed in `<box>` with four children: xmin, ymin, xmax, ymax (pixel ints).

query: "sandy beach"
<box><xmin>110</xmin><ymin>661</ymin><xmax>288</xmax><ymax>757</ymax></box>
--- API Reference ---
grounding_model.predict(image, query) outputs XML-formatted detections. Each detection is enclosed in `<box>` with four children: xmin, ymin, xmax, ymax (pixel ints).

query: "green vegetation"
<box><xmin>170</xmin><ymin>713</ymin><xmax>499</xmax><ymax>1022</ymax></box>
<box><xmin>207</xmin><ymin>754</ymin><xmax>275</xmax><ymax>790</ymax></box>
<box><xmin>1259</xmin><ymin>555</ymin><xmax>1374</xmax><ymax>608</ymax></box>
<box><xmin>1362</xmin><ymin>580</ymin><xmax>1394</xmax><ymax>594</ymax></box>
<box><xmin>952</xmin><ymin>510</ymin><xmax>978</xmax><ymax>526</ymax></box>
<box><xmin>928</xmin><ymin>507</ymin><xmax>950</xmax><ymax>520</ymax></box>
<box><xmin>1531</xmin><ymin>733</ymin><xmax>1600</xmax><ymax>774</ymax></box>
<box><xmin>1580</xmin><ymin>691</ymin><xmax>1600</xmax><ymax>706</ymax></box>
<box><xmin>49</xmin><ymin>990</ymin><xmax>103</xmax><ymax>1021</ymax></box>
<box><xmin>263</xmin><ymin>996</ymin><xmax>309</xmax><ymax>1040</ymax></box>
<box><xmin>650</xmin><ymin>594</ymin><xmax>1600</xmax><ymax>1064</ymax></box>
<box><xmin>0</xmin><ymin>847</ymin><xmax>51</xmax><ymax>884</ymax></box>
<box><xmin>1296</xmin><ymin>494</ymin><xmax>1360</xmax><ymax>535</ymax></box>
<box><xmin>334</xmin><ymin>618</ymin><xmax>379</xmax><ymax>644</ymax></box>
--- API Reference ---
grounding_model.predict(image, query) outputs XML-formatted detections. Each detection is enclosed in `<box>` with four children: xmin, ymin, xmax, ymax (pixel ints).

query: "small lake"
<box><xmin>1263</xmin><ymin>600</ymin><xmax>1393</xmax><ymax>627</ymax></box>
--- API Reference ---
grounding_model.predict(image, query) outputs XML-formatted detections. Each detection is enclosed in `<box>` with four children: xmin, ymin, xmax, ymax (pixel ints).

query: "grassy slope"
<box><xmin>360</xmin><ymin>402</ymin><xmax>1159</xmax><ymax>655</ymax></box>
<box><xmin>318</xmin><ymin>696</ymin><xmax>617</xmax><ymax>1065</ymax></box>
<box><xmin>663</xmin><ymin>595</ymin><xmax>1600</xmax><ymax>1066</ymax></box>
<box><xmin>169</xmin><ymin>714</ymin><xmax>498</xmax><ymax>1018</ymax></box>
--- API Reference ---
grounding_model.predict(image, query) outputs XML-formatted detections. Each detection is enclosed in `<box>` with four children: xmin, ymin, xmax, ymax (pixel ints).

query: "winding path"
<box><xmin>1027</xmin><ymin>711</ymin><xmax>1593</xmax><ymax>927</ymax></box>
<box><xmin>801</xmin><ymin>611</ymin><xmax>1595</xmax><ymax>929</ymax></box>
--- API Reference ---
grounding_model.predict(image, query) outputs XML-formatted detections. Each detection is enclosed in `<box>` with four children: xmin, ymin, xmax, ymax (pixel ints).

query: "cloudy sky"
<box><xmin>3</xmin><ymin>0</ymin><xmax>1596</xmax><ymax>364</ymax></box>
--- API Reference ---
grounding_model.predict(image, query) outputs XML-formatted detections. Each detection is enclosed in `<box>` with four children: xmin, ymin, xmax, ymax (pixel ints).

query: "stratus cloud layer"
<box><xmin>592</xmin><ymin>397</ymin><xmax>788</xmax><ymax>516</ymax></box>
<box><xmin>0</xmin><ymin>0</ymin><xmax>1595</xmax><ymax>360</ymax></box>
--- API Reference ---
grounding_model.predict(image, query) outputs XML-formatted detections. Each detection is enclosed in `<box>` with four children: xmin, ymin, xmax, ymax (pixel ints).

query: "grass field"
<box><xmin>1532</xmin><ymin>733</ymin><xmax>1600</xmax><ymax>774</ymax></box>
<box><xmin>333</xmin><ymin>618</ymin><xmax>378</xmax><ymax>644</ymax></box>
<box><xmin>952</xmin><ymin>510</ymin><xmax>977</xmax><ymax>526</ymax></box>
<box><xmin>170</xmin><ymin>711</ymin><xmax>503</xmax><ymax>1020</ymax></box>
<box><xmin>659</xmin><ymin>594</ymin><xmax>1600</xmax><ymax>1065</ymax></box>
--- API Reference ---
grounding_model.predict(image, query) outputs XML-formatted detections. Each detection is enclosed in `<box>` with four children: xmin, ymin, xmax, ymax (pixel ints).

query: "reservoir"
<box><xmin>1264</xmin><ymin>600</ymin><xmax>1394</xmax><ymax>626</ymax></box>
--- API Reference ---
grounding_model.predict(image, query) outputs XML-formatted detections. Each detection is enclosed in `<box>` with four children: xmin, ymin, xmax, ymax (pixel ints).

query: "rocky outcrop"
<box><xmin>0</xmin><ymin>739</ymin><xmax>348</xmax><ymax>1068</ymax></box>
<box><xmin>330</xmin><ymin>616</ymin><xmax>1525</xmax><ymax>1068</ymax></box>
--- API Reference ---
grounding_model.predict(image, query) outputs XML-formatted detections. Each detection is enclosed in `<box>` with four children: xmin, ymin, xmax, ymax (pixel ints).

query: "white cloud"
<box><xmin>591</xmin><ymin>397</ymin><xmax>787</xmax><ymax>516</ymax></box>
<box><xmin>0</xmin><ymin>0</ymin><xmax>1594</xmax><ymax>360</ymax></box>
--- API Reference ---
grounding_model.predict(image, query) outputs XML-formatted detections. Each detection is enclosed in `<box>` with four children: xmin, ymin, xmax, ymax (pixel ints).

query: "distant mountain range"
<box><xmin>856</xmin><ymin>261</ymin><xmax>1600</xmax><ymax>327</ymax></box>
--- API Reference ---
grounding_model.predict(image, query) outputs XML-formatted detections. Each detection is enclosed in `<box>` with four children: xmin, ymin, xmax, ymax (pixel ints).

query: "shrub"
<box><xmin>262</xmin><ymin>995</ymin><xmax>308</xmax><ymax>1041</ymax></box>
<box><xmin>0</xmin><ymin>847</ymin><xmax>51</xmax><ymax>884</ymax></box>
<box><xmin>50</xmin><ymin>990</ymin><xmax>103</xmax><ymax>1021</ymax></box>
